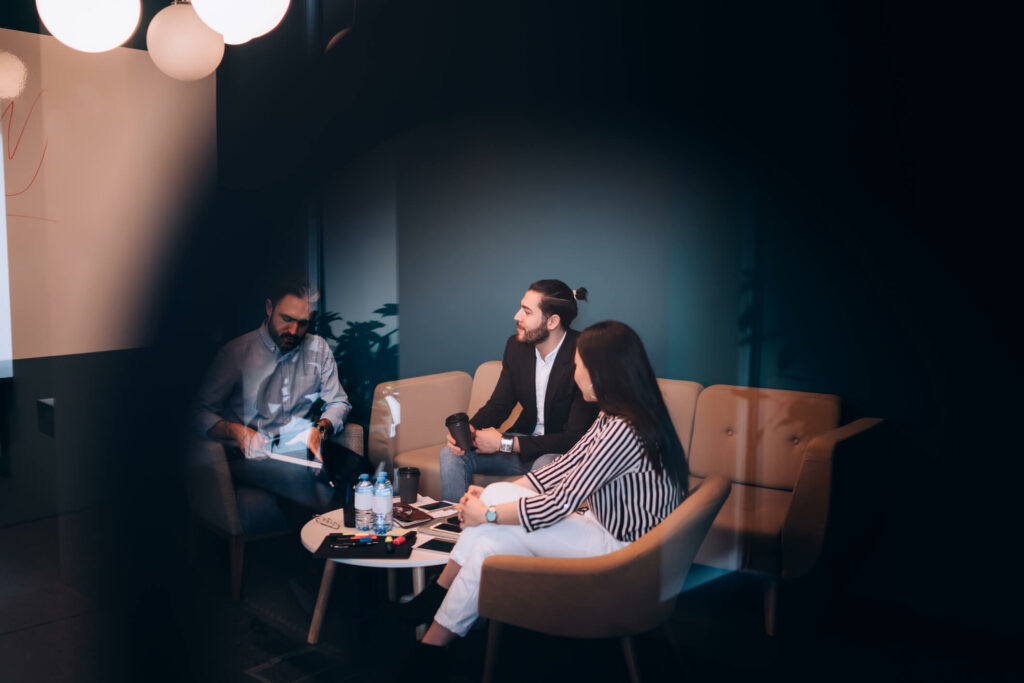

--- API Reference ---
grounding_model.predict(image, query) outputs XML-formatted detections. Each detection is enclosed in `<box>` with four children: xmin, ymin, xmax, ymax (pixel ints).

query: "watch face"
<box><xmin>486</xmin><ymin>508</ymin><xmax>497</xmax><ymax>522</ymax></box>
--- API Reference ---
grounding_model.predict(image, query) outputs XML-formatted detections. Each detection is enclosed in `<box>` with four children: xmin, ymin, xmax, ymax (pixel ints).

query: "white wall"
<box><xmin>0</xmin><ymin>28</ymin><xmax>216</xmax><ymax>525</ymax></box>
<box><xmin>1</xmin><ymin>27</ymin><xmax>216</xmax><ymax>362</ymax></box>
<box><xmin>1</xmin><ymin>127</ymin><xmax>11</xmax><ymax>378</ymax></box>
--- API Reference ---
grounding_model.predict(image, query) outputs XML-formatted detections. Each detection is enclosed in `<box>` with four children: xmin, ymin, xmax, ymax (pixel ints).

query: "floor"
<box><xmin>0</xmin><ymin>514</ymin><xmax>1016</xmax><ymax>683</ymax></box>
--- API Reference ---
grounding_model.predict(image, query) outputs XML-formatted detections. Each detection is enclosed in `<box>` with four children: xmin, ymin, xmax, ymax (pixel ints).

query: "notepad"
<box><xmin>393</xmin><ymin>502</ymin><xmax>434</xmax><ymax>527</ymax></box>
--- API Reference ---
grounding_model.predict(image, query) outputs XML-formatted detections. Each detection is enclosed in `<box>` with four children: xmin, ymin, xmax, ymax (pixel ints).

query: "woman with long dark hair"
<box><xmin>401</xmin><ymin>321</ymin><xmax>687</xmax><ymax>676</ymax></box>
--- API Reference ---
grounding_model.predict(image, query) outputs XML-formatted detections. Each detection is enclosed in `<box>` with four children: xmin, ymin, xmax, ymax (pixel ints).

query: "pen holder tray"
<box><xmin>313</xmin><ymin>531</ymin><xmax>417</xmax><ymax>559</ymax></box>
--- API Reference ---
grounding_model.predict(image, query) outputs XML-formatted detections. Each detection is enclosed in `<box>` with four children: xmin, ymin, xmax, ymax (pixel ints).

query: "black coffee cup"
<box><xmin>445</xmin><ymin>412</ymin><xmax>474</xmax><ymax>452</ymax></box>
<box><xmin>398</xmin><ymin>467</ymin><xmax>421</xmax><ymax>504</ymax></box>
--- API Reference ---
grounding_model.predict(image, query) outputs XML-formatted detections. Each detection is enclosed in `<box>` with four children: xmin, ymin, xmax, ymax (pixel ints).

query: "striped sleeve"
<box><xmin>518</xmin><ymin>417</ymin><xmax>643</xmax><ymax>533</ymax></box>
<box><xmin>524</xmin><ymin>417</ymin><xmax>605</xmax><ymax>493</ymax></box>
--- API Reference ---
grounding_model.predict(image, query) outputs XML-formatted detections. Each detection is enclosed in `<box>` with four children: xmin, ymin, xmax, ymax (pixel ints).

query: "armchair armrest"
<box><xmin>368</xmin><ymin>372</ymin><xmax>472</xmax><ymax>471</ymax></box>
<box><xmin>185</xmin><ymin>437</ymin><xmax>243</xmax><ymax>537</ymax></box>
<box><xmin>479</xmin><ymin>547</ymin><xmax>657</xmax><ymax>639</ymax></box>
<box><xmin>781</xmin><ymin>417</ymin><xmax>884</xmax><ymax>578</ymax></box>
<box><xmin>333</xmin><ymin>423</ymin><xmax>364</xmax><ymax>457</ymax></box>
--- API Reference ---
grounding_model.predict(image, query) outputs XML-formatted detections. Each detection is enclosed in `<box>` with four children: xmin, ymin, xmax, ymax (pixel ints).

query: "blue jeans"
<box><xmin>439</xmin><ymin>439</ymin><xmax>558</xmax><ymax>503</ymax></box>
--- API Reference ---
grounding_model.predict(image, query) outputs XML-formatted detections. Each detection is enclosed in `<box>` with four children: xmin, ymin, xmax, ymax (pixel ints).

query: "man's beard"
<box><xmin>270</xmin><ymin>326</ymin><xmax>303</xmax><ymax>352</ymax></box>
<box><xmin>518</xmin><ymin>322</ymin><xmax>550</xmax><ymax>346</ymax></box>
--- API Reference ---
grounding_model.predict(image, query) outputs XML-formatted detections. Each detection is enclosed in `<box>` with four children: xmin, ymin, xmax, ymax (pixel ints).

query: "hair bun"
<box><xmin>573</xmin><ymin>287</ymin><xmax>588</xmax><ymax>301</ymax></box>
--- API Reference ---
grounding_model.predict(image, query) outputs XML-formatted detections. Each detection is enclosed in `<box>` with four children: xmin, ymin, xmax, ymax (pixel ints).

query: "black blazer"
<box><xmin>470</xmin><ymin>329</ymin><xmax>598</xmax><ymax>462</ymax></box>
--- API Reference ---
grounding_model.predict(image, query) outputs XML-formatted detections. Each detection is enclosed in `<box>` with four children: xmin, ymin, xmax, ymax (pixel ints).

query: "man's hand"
<box><xmin>306</xmin><ymin>426</ymin><xmax>324</xmax><ymax>463</ymax></box>
<box><xmin>237</xmin><ymin>425</ymin><xmax>269</xmax><ymax>460</ymax></box>
<box><xmin>283</xmin><ymin>420</ymin><xmax>331</xmax><ymax>463</ymax></box>
<box><xmin>458</xmin><ymin>494</ymin><xmax>487</xmax><ymax>528</ymax></box>
<box><xmin>446</xmin><ymin>425</ymin><xmax>477</xmax><ymax>456</ymax></box>
<box><xmin>474</xmin><ymin>427</ymin><xmax>504</xmax><ymax>454</ymax></box>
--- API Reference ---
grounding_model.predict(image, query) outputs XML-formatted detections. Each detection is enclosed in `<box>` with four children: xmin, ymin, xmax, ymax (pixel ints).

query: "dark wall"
<box><xmin>395</xmin><ymin>116</ymin><xmax>746</xmax><ymax>384</ymax></box>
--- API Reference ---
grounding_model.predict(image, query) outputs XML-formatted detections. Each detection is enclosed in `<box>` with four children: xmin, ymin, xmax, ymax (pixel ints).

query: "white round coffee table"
<box><xmin>299</xmin><ymin>509</ymin><xmax>451</xmax><ymax>644</ymax></box>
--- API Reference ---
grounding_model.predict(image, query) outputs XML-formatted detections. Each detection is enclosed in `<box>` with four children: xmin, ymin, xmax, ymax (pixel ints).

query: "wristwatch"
<box><xmin>315</xmin><ymin>421</ymin><xmax>330</xmax><ymax>437</ymax></box>
<box><xmin>499</xmin><ymin>433</ymin><xmax>514</xmax><ymax>453</ymax></box>
<box><xmin>485</xmin><ymin>506</ymin><xmax>498</xmax><ymax>523</ymax></box>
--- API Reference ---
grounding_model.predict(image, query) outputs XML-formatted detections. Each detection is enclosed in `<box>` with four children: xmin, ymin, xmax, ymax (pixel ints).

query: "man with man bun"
<box><xmin>439</xmin><ymin>279</ymin><xmax>598</xmax><ymax>503</ymax></box>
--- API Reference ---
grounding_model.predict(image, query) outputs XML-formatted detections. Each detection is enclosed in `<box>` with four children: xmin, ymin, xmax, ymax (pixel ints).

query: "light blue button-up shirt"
<box><xmin>194</xmin><ymin>323</ymin><xmax>351</xmax><ymax>443</ymax></box>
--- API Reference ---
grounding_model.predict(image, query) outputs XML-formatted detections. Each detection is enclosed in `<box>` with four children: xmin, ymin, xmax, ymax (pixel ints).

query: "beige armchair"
<box><xmin>687</xmin><ymin>385</ymin><xmax>884</xmax><ymax>633</ymax></box>
<box><xmin>368</xmin><ymin>363</ymin><xmax>521</xmax><ymax>500</ymax></box>
<box><xmin>477</xmin><ymin>475</ymin><xmax>732</xmax><ymax>683</ymax></box>
<box><xmin>185</xmin><ymin>425</ymin><xmax>364</xmax><ymax>599</ymax></box>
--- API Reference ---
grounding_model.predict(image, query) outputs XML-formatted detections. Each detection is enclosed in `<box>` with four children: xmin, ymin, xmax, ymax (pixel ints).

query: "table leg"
<box><xmin>387</xmin><ymin>568</ymin><xmax>398</xmax><ymax>601</ymax></box>
<box><xmin>413</xmin><ymin>567</ymin><xmax>427</xmax><ymax>640</ymax></box>
<box><xmin>307</xmin><ymin>560</ymin><xmax>337</xmax><ymax>645</ymax></box>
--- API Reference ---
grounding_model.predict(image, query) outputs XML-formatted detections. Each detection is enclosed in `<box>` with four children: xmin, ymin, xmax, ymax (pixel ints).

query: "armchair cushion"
<box><xmin>689</xmin><ymin>385</ymin><xmax>840</xmax><ymax>490</ymax></box>
<box><xmin>691</xmin><ymin>477</ymin><xmax>791</xmax><ymax>574</ymax></box>
<box><xmin>468</xmin><ymin>361</ymin><xmax>522</xmax><ymax>431</ymax></box>
<box><xmin>656</xmin><ymin>378</ymin><xmax>702</xmax><ymax>454</ymax></box>
<box><xmin>394</xmin><ymin>444</ymin><xmax>444</xmax><ymax>501</ymax></box>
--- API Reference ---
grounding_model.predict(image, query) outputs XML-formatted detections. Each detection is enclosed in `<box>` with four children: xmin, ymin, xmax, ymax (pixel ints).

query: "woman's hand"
<box><xmin>458</xmin><ymin>494</ymin><xmax>487</xmax><ymax>528</ymax></box>
<box><xmin>456</xmin><ymin>485</ymin><xmax>486</xmax><ymax>525</ymax></box>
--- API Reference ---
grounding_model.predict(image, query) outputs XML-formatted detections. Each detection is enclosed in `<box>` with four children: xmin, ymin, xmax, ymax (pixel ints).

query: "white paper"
<box><xmin>266</xmin><ymin>452</ymin><xmax>323</xmax><ymax>469</ymax></box>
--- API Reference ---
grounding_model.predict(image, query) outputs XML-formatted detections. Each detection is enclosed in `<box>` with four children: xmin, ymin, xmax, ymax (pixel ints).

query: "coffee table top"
<box><xmin>300</xmin><ymin>509</ymin><xmax>451</xmax><ymax>569</ymax></box>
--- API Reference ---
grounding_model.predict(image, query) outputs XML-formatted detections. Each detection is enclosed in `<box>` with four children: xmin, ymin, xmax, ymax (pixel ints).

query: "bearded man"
<box><xmin>194</xmin><ymin>274</ymin><xmax>366</xmax><ymax>518</ymax></box>
<box><xmin>438</xmin><ymin>280</ymin><xmax>598</xmax><ymax>503</ymax></box>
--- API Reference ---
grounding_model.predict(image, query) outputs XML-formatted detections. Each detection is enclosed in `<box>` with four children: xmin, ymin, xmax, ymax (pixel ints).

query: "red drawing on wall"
<box><xmin>3</xmin><ymin>89</ymin><xmax>53</xmax><ymax>222</ymax></box>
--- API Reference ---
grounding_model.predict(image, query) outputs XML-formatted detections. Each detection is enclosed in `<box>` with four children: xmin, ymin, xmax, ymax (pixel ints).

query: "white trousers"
<box><xmin>433</xmin><ymin>482</ymin><xmax>627</xmax><ymax>637</ymax></box>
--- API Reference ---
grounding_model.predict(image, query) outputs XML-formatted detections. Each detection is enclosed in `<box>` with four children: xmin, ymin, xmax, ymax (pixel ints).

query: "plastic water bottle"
<box><xmin>354</xmin><ymin>474</ymin><xmax>374</xmax><ymax>532</ymax></box>
<box><xmin>372</xmin><ymin>471</ymin><xmax>393</xmax><ymax>534</ymax></box>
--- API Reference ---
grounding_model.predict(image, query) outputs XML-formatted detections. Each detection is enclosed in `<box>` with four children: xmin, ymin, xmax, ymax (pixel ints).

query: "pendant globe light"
<box><xmin>147</xmin><ymin>1</ymin><xmax>224</xmax><ymax>81</ymax></box>
<box><xmin>35</xmin><ymin>0</ymin><xmax>141</xmax><ymax>53</ymax></box>
<box><xmin>191</xmin><ymin>0</ymin><xmax>290</xmax><ymax>46</ymax></box>
<box><xmin>0</xmin><ymin>51</ymin><xmax>29</xmax><ymax>99</ymax></box>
